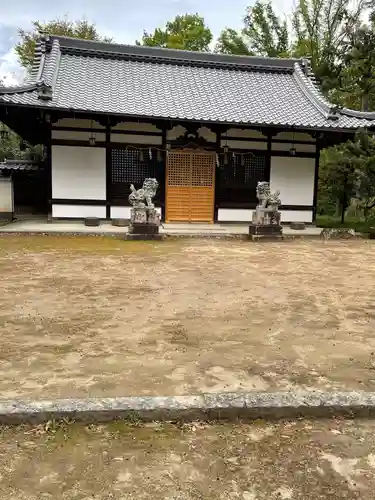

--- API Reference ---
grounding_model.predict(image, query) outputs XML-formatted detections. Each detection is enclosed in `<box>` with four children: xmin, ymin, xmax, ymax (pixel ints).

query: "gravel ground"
<box><xmin>1</xmin><ymin>418</ymin><xmax>375</xmax><ymax>499</ymax></box>
<box><xmin>0</xmin><ymin>236</ymin><xmax>374</xmax><ymax>399</ymax></box>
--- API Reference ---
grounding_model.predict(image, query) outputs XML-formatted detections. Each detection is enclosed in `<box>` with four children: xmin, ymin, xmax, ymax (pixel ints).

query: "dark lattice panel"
<box><xmin>217</xmin><ymin>153</ymin><xmax>267</xmax><ymax>206</ymax></box>
<box><xmin>111</xmin><ymin>149</ymin><xmax>155</xmax><ymax>184</ymax></box>
<box><xmin>110</xmin><ymin>149</ymin><xmax>164</xmax><ymax>205</ymax></box>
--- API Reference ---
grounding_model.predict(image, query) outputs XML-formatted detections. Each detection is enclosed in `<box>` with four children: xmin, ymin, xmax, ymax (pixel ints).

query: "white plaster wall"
<box><xmin>218</xmin><ymin>209</ymin><xmax>252</xmax><ymax>222</ymax></box>
<box><xmin>52</xmin><ymin>146</ymin><xmax>106</xmax><ymax>200</ymax></box>
<box><xmin>112</xmin><ymin>122</ymin><xmax>161</xmax><ymax>132</ymax></box>
<box><xmin>222</xmin><ymin>128</ymin><xmax>267</xmax><ymax>139</ymax></box>
<box><xmin>52</xmin><ymin>130</ymin><xmax>106</xmax><ymax>141</ymax></box>
<box><xmin>273</xmin><ymin>131</ymin><xmax>315</xmax><ymax>143</ymax></box>
<box><xmin>0</xmin><ymin>178</ymin><xmax>13</xmax><ymax>213</ymax></box>
<box><xmin>54</xmin><ymin>118</ymin><xmax>105</xmax><ymax>129</ymax></box>
<box><xmin>217</xmin><ymin>208</ymin><xmax>313</xmax><ymax>223</ymax></box>
<box><xmin>198</xmin><ymin>126</ymin><xmax>216</xmax><ymax>142</ymax></box>
<box><xmin>52</xmin><ymin>205</ymin><xmax>106</xmax><ymax>218</ymax></box>
<box><xmin>270</xmin><ymin>156</ymin><xmax>315</xmax><ymax>206</ymax></box>
<box><xmin>111</xmin><ymin>206</ymin><xmax>161</xmax><ymax>219</ymax></box>
<box><xmin>279</xmin><ymin>210</ymin><xmax>313</xmax><ymax>223</ymax></box>
<box><xmin>167</xmin><ymin>125</ymin><xmax>186</xmax><ymax>141</ymax></box>
<box><xmin>110</xmin><ymin>133</ymin><xmax>162</xmax><ymax>145</ymax></box>
<box><xmin>220</xmin><ymin>140</ymin><xmax>267</xmax><ymax>150</ymax></box>
<box><xmin>272</xmin><ymin>142</ymin><xmax>316</xmax><ymax>153</ymax></box>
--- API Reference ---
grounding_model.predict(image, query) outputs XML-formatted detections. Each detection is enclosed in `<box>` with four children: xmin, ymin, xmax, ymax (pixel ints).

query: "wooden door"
<box><xmin>166</xmin><ymin>151</ymin><xmax>215</xmax><ymax>223</ymax></box>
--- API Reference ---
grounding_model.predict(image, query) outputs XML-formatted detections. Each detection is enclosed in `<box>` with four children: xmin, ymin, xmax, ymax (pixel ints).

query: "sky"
<box><xmin>0</xmin><ymin>0</ymin><xmax>293</xmax><ymax>85</ymax></box>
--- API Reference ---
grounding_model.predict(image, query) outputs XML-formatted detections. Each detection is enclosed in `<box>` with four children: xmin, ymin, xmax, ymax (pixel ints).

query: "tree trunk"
<box><xmin>341</xmin><ymin>203</ymin><xmax>345</xmax><ymax>224</ymax></box>
<box><xmin>364</xmin><ymin>205</ymin><xmax>369</xmax><ymax>221</ymax></box>
<box><xmin>361</xmin><ymin>92</ymin><xmax>369</xmax><ymax>112</ymax></box>
<box><xmin>335</xmin><ymin>198</ymin><xmax>341</xmax><ymax>218</ymax></box>
<box><xmin>341</xmin><ymin>179</ymin><xmax>347</xmax><ymax>224</ymax></box>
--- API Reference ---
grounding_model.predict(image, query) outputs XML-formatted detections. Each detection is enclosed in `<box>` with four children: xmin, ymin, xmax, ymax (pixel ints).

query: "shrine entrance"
<box><xmin>166</xmin><ymin>151</ymin><xmax>215</xmax><ymax>223</ymax></box>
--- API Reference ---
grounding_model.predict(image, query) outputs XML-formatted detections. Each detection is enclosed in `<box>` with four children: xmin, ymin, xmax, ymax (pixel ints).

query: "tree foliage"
<box><xmin>346</xmin><ymin>132</ymin><xmax>375</xmax><ymax>218</ymax></box>
<box><xmin>15</xmin><ymin>18</ymin><xmax>112</xmax><ymax>70</ymax></box>
<box><xmin>291</xmin><ymin>0</ymin><xmax>368</xmax><ymax>95</ymax></box>
<box><xmin>215</xmin><ymin>28</ymin><xmax>253</xmax><ymax>55</ymax></box>
<box><xmin>319</xmin><ymin>144</ymin><xmax>357</xmax><ymax>220</ymax></box>
<box><xmin>243</xmin><ymin>1</ymin><xmax>289</xmax><ymax>57</ymax></box>
<box><xmin>320</xmin><ymin>131</ymin><xmax>375</xmax><ymax>221</ymax></box>
<box><xmin>339</xmin><ymin>17</ymin><xmax>375</xmax><ymax>111</ymax></box>
<box><xmin>137</xmin><ymin>14</ymin><xmax>213</xmax><ymax>51</ymax></box>
<box><xmin>0</xmin><ymin>126</ymin><xmax>42</xmax><ymax>163</ymax></box>
<box><xmin>215</xmin><ymin>1</ymin><xmax>289</xmax><ymax>57</ymax></box>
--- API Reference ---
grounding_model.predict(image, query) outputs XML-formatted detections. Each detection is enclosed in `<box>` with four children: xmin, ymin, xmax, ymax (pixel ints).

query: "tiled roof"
<box><xmin>1</xmin><ymin>35</ymin><xmax>375</xmax><ymax>131</ymax></box>
<box><xmin>0</xmin><ymin>160</ymin><xmax>40</xmax><ymax>172</ymax></box>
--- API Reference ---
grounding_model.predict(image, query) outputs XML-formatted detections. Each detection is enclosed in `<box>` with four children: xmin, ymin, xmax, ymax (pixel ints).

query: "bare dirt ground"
<box><xmin>1</xmin><ymin>236</ymin><xmax>375</xmax><ymax>399</ymax></box>
<box><xmin>1</xmin><ymin>419</ymin><xmax>375</xmax><ymax>499</ymax></box>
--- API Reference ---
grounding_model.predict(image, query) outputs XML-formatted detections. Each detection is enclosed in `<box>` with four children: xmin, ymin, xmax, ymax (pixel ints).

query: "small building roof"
<box><xmin>0</xmin><ymin>159</ymin><xmax>40</xmax><ymax>172</ymax></box>
<box><xmin>0</xmin><ymin>35</ymin><xmax>374</xmax><ymax>131</ymax></box>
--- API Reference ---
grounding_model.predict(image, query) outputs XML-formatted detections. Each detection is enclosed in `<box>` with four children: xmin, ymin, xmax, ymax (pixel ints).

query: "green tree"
<box><xmin>319</xmin><ymin>144</ymin><xmax>357</xmax><ymax>223</ymax></box>
<box><xmin>215</xmin><ymin>28</ymin><xmax>253</xmax><ymax>55</ymax></box>
<box><xmin>291</xmin><ymin>0</ymin><xmax>367</xmax><ymax>95</ymax></box>
<box><xmin>0</xmin><ymin>125</ymin><xmax>41</xmax><ymax>162</ymax></box>
<box><xmin>243</xmin><ymin>1</ymin><xmax>289</xmax><ymax>57</ymax></box>
<box><xmin>346</xmin><ymin>132</ymin><xmax>375</xmax><ymax>219</ymax></box>
<box><xmin>216</xmin><ymin>1</ymin><xmax>289</xmax><ymax>57</ymax></box>
<box><xmin>339</xmin><ymin>17</ymin><xmax>375</xmax><ymax>111</ymax></box>
<box><xmin>137</xmin><ymin>14</ymin><xmax>213</xmax><ymax>51</ymax></box>
<box><xmin>15</xmin><ymin>18</ymin><xmax>112</xmax><ymax>70</ymax></box>
<box><xmin>319</xmin><ymin>131</ymin><xmax>375</xmax><ymax>222</ymax></box>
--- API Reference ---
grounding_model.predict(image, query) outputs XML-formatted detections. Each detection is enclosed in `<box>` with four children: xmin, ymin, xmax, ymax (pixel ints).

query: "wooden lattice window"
<box><xmin>110</xmin><ymin>148</ymin><xmax>163</xmax><ymax>205</ymax></box>
<box><xmin>111</xmin><ymin>149</ymin><xmax>155</xmax><ymax>184</ymax></box>
<box><xmin>243</xmin><ymin>155</ymin><xmax>266</xmax><ymax>184</ymax></box>
<box><xmin>167</xmin><ymin>152</ymin><xmax>191</xmax><ymax>186</ymax></box>
<box><xmin>217</xmin><ymin>153</ymin><xmax>267</xmax><ymax>207</ymax></box>
<box><xmin>192</xmin><ymin>154</ymin><xmax>215</xmax><ymax>187</ymax></box>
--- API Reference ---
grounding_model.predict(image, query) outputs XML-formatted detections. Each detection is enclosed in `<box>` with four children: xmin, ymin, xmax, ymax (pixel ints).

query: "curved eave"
<box><xmin>0</xmin><ymin>84</ymin><xmax>38</xmax><ymax>95</ymax></box>
<box><xmin>340</xmin><ymin>108</ymin><xmax>375</xmax><ymax>120</ymax></box>
<box><xmin>1</xmin><ymin>100</ymin><xmax>374</xmax><ymax>134</ymax></box>
<box><xmin>294</xmin><ymin>62</ymin><xmax>375</xmax><ymax>125</ymax></box>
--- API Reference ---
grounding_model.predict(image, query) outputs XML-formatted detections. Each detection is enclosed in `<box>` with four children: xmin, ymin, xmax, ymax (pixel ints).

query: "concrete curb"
<box><xmin>1</xmin><ymin>392</ymin><xmax>375</xmax><ymax>425</ymax></box>
<box><xmin>0</xmin><ymin>231</ymin><xmax>324</xmax><ymax>240</ymax></box>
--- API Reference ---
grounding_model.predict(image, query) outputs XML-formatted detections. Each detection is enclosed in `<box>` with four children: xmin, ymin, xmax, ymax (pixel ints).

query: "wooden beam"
<box><xmin>46</xmin><ymin>122</ymin><xmax>52</xmax><ymax>213</ymax></box>
<box><xmin>105</xmin><ymin>124</ymin><xmax>111</xmax><ymax>219</ymax></box>
<box><xmin>161</xmin><ymin>123</ymin><xmax>167</xmax><ymax>222</ymax></box>
<box><xmin>312</xmin><ymin>142</ymin><xmax>321</xmax><ymax>222</ymax></box>
<box><xmin>266</xmin><ymin>132</ymin><xmax>272</xmax><ymax>182</ymax></box>
<box><xmin>214</xmin><ymin>128</ymin><xmax>221</xmax><ymax>222</ymax></box>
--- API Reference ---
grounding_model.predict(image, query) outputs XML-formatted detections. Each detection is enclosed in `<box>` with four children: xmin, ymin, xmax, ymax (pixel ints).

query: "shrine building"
<box><xmin>1</xmin><ymin>35</ymin><xmax>374</xmax><ymax>223</ymax></box>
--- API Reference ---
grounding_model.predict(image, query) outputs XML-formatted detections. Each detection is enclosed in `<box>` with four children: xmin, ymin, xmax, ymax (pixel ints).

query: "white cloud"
<box><xmin>0</xmin><ymin>47</ymin><xmax>25</xmax><ymax>85</ymax></box>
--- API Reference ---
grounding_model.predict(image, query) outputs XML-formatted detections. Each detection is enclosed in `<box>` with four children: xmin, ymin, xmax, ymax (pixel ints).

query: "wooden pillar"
<box><xmin>45</xmin><ymin>120</ymin><xmax>52</xmax><ymax>217</ymax></box>
<box><xmin>214</xmin><ymin>127</ymin><xmax>221</xmax><ymax>222</ymax></box>
<box><xmin>105</xmin><ymin>123</ymin><xmax>111</xmax><ymax>219</ymax></box>
<box><xmin>266</xmin><ymin>129</ymin><xmax>272</xmax><ymax>182</ymax></box>
<box><xmin>312</xmin><ymin>141</ymin><xmax>320</xmax><ymax>223</ymax></box>
<box><xmin>161</xmin><ymin>123</ymin><xmax>167</xmax><ymax>222</ymax></box>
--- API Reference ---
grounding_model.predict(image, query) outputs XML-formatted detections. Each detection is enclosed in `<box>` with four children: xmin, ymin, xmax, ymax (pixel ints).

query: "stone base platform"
<box><xmin>129</xmin><ymin>223</ymin><xmax>159</xmax><ymax>235</ymax></box>
<box><xmin>126</xmin><ymin>233</ymin><xmax>164</xmax><ymax>241</ymax></box>
<box><xmin>249</xmin><ymin>224</ymin><xmax>283</xmax><ymax>240</ymax></box>
<box><xmin>127</xmin><ymin>222</ymin><xmax>163</xmax><ymax>240</ymax></box>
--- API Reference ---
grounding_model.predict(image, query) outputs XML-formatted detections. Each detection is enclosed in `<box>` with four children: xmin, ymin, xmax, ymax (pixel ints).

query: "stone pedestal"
<box><xmin>290</xmin><ymin>222</ymin><xmax>306</xmax><ymax>230</ymax></box>
<box><xmin>127</xmin><ymin>207</ymin><xmax>162</xmax><ymax>240</ymax></box>
<box><xmin>112</xmin><ymin>218</ymin><xmax>129</xmax><ymax>227</ymax></box>
<box><xmin>84</xmin><ymin>217</ymin><xmax>100</xmax><ymax>227</ymax></box>
<box><xmin>249</xmin><ymin>224</ymin><xmax>283</xmax><ymax>240</ymax></box>
<box><xmin>249</xmin><ymin>206</ymin><xmax>283</xmax><ymax>241</ymax></box>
